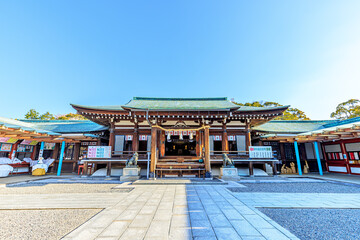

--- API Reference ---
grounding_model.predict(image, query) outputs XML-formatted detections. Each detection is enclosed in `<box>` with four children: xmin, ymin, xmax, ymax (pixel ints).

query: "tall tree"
<box><xmin>330</xmin><ymin>99</ymin><xmax>360</xmax><ymax>119</ymax></box>
<box><xmin>56</xmin><ymin>113</ymin><xmax>87</xmax><ymax>120</ymax></box>
<box><xmin>24</xmin><ymin>109</ymin><xmax>40</xmax><ymax>119</ymax></box>
<box><xmin>40</xmin><ymin>112</ymin><xmax>55</xmax><ymax>120</ymax></box>
<box><xmin>232</xmin><ymin>101</ymin><xmax>310</xmax><ymax>120</ymax></box>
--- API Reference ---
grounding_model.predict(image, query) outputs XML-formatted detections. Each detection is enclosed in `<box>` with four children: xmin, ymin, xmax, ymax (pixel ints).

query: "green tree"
<box><xmin>232</xmin><ymin>101</ymin><xmax>310</xmax><ymax>120</ymax></box>
<box><xmin>40</xmin><ymin>112</ymin><xmax>55</xmax><ymax>120</ymax></box>
<box><xmin>24</xmin><ymin>109</ymin><xmax>40</xmax><ymax>119</ymax></box>
<box><xmin>56</xmin><ymin>113</ymin><xmax>87</xmax><ymax>120</ymax></box>
<box><xmin>330</xmin><ymin>99</ymin><xmax>360</xmax><ymax>119</ymax></box>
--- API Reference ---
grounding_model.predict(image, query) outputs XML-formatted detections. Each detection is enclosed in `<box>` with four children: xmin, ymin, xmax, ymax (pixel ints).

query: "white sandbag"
<box><xmin>0</xmin><ymin>165</ymin><xmax>14</xmax><ymax>177</ymax></box>
<box><xmin>0</xmin><ymin>158</ymin><xmax>12</xmax><ymax>164</ymax></box>
<box><xmin>11</xmin><ymin>158</ymin><xmax>23</xmax><ymax>164</ymax></box>
<box><xmin>23</xmin><ymin>158</ymin><xmax>32</xmax><ymax>163</ymax></box>
<box><xmin>42</xmin><ymin>158</ymin><xmax>55</xmax><ymax>167</ymax></box>
<box><xmin>32</xmin><ymin>160</ymin><xmax>49</xmax><ymax>172</ymax></box>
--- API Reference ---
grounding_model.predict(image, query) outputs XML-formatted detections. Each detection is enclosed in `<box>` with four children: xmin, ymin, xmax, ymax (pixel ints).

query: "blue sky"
<box><xmin>1</xmin><ymin>1</ymin><xmax>359</xmax><ymax>119</ymax></box>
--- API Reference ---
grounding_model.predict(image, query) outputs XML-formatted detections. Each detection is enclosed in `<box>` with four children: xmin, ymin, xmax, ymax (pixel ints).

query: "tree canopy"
<box><xmin>233</xmin><ymin>101</ymin><xmax>310</xmax><ymax>120</ymax></box>
<box><xmin>24</xmin><ymin>110</ymin><xmax>86</xmax><ymax>120</ymax></box>
<box><xmin>330</xmin><ymin>99</ymin><xmax>360</xmax><ymax>120</ymax></box>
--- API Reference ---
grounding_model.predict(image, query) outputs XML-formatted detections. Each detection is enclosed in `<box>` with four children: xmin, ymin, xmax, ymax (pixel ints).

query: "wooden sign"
<box><xmin>88</xmin><ymin>146</ymin><xmax>111</xmax><ymax>158</ymax></box>
<box><xmin>249</xmin><ymin>146</ymin><xmax>273</xmax><ymax>159</ymax></box>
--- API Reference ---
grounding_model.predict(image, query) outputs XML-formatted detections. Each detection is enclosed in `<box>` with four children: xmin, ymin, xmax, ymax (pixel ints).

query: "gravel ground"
<box><xmin>259</xmin><ymin>208</ymin><xmax>360</xmax><ymax>240</ymax></box>
<box><xmin>228</xmin><ymin>182</ymin><xmax>360</xmax><ymax>193</ymax></box>
<box><xmin>0</xmin><ymin>209</ymin><xmax>101</xmax><ymax>240</ymax></box>
<box><xmin>0</xmin><ymin>184</ymin><xmax>120</xmax><ymax>194</ymax></box>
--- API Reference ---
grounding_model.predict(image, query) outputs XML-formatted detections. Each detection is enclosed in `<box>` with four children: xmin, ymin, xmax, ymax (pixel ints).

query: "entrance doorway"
<box><xmin>165</xmin><ymin>136</ymin><xmax>196</xmax><ymax>156</ymax></box>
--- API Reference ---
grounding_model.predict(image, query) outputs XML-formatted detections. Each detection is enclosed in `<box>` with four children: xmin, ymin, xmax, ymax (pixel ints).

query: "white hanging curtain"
<box><xmin>114</xmin><ymin>135</ymin><xmax>125</xmax><ymax>153</ymax></box>
<box><xmin>236</xmin><ymin>135</ymin><xmax>246</xmax><ymax>155</ymax></box>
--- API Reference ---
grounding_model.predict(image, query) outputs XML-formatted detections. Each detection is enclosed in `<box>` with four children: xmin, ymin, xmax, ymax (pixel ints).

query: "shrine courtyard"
<box><xmin>1</xmin><ymin>174</ymin><xmax>360</xmax><ymax>240</ymax></box>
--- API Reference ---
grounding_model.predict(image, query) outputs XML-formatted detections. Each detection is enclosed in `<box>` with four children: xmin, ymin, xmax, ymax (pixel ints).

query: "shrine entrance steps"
<box><xmin>156</xmin><ymin>156</ymin><xmax>206</xmax><ymax>178</ymax></box>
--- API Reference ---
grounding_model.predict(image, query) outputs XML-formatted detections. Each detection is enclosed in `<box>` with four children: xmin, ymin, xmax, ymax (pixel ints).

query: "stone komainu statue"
<box><xmin>222</xmin><ymin>153</ymin><xmax>234</xmax><ymax>167</ymax></box>
<box><xmin>126</xmin><ymin>152</ymin><xmax>138</xmax><ymax>167</ymax></box>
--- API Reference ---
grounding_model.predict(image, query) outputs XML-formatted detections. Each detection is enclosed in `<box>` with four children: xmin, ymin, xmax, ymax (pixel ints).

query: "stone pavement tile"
<box><xmin>145</xmin><ymin>220</ymin><xmax>171</xmax><ymax>238</ymax></box>
<box><xmin>98</xmin><ymin>221</ymin><xmax>129</xmax><ymax>237</ymax></box>
<box><xmin>190</xmin><ymin>220</ymin><xmax>212</xmax><ymax>228</ymax></box>
<box><xmin>243</xmin><ymin>215</ymin><xmax>274</xmax><ymax>229</ymax></box>
<box><xmin>213</xmin><ymin>227</ymin><xmax>242</xmax><ymax>240</ymax></box>
<box><xmin>222</xmin><ymin>208</ymin><xmax>245</xmax><ymax>220</ymax></box>
<box><xmin>189</xmin><ymin>210</ymin><xmax>208</xmax><ymax>220</ymax></box>
<box><xmin>154</xmin><ymin>209</ymin><xmax>172</xmax><ymax>221</ymax></box>
<box><xmin>233</xmin><ymin>205</ymin><xmax>257</xmax><ymax>215</ymax></box>
<box><xmin>116</xmin><ymin>209</ymin><xmax>139</xmax><ymax>221</ymax></box>
<box><xmin>95</xmin><ymin>237</ymin><xmax>118</xmax><ymax>240</ymax></box>
<box><xmin>188</xmin><ymin>201</ymin><xmax>204</xmax><ymax>211</ymax></box>
<box><xmin>169</xmin><ymin>227</ymin><xmax>192</xmax><ymax>240</ymax></box>
<box><xmin>191</xmin><ymin>227</ymin><xmax>216</xmax><ymax>237</ymax></box>
<box><xmin>119</xmin><ymin>227</ymin><xmax>147</xmax><ymax>240</ymax></box>
<box><xmin>241</xmin><ymin>236</ymin><xmax>266</xmax><ymax>240</ymax></box>
<box><xmin>230</xmin><ymin>219</ymin><xmax>262</xmax><ymax>237</ymax></box>
<box><xmin>173</xmin><ymin>205</ymin><xmax>189</xmax><ymax>215</ymax></box>
<box><xmin>64</xmin><ymin>227</ymin><xmax>104</xmax><ymax>240</ymax></box>
<box><xmin>129</xmin><ymin>214</ymin><xmax>154</xmax><ymax>228</ymax></box>
<box><xmin>193</xmin><ymin>237</ymin><xmax>217</xmax><ymax>240</ymax></box>
<box><xmin>139</xmin><ymin>206</ymin><xmax>157</xmax><ymax>215</ymax></box>
<box><xmin>207</xmin><ymin>214</ymin><xmax>232</xmax><ymax>228</ymax></box>
<box><xmin>158</xmin><ymin>202</ymin><xmax>174</xmax><ymax>210</ymax></box>
<box><xmin>171</xmin><ymin>214</ymin><xmax>191</xmax><ymax>227</ymax></box>
<box><xmin>257</xmin><ymin>228</ymin><xmax>291</xmax><ymax>240</ymax></box>
<box><xmin>202</xmin><ymin>204</ymin><xmax>222</xmax><ymax>214</ymax></box>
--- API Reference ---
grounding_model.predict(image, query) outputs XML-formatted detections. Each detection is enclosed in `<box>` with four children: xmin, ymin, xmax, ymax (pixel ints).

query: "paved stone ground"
<box><xmin>2</xmin><ymin>175</ymin><xmax>360</xmax><ymax>239</ymax></box>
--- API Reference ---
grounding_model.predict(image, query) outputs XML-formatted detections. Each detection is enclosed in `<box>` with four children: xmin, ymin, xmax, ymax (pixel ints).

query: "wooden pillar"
<box><xmin>245</xmin><ymin>122</ymin><xmax>251</xmax><ymax>151</ymax></box>
<box><xmin>52</xmin><ymin>143</ymin><xmax>59</xmax><ymax>160</ymax></box>
<box><xmin>196</xmin><ymin>132</ymin><xmax>200</xmax><ymax>157</ymax></box>
<box><xmin>73</xmin><ymin>143</ymin><xmax>81</xmax><ymax>173</ymax></box>
<box><xmin>150</xmin><ymin>127</ymin><xmax>158</xmax><ymax>175</ymax></box>
<box><xmin>279</xmin><ymin>143</ymin><xmax>286</xmax><ymax>161</ymax></box>
<box><xmin>109</xmin><ymin>121</ymin><xmax>115</xmax><ymax>153</ymax></box>
<box><xmin>340</xmin><ymin>142</ymin><xmax>349</xmax><ymax>173</ymax></box>
<box><xmin>132</xmin><ymin>123</ymin><xmax>139</xmax><ymax>152</ymax></box>
<box><xmin>106</xmin><ymin>161</ymin><xmax>112</xmax><ymax>177</ymax></box>
<box><xmin>271</xmin><ymin>162</ymin><xmax>277</xmax><ymax>175</ymax></box>
<box><xmin>249</xmin><ymin>162</ymin><xmax>254</xmax><ymax>176</ymax></box>
<box><xmin>10</xmin><ymin>142</ymin><xmax>19</xmax><ymax>160</ymax></box>
<box><xmin>30</xmin><ymin>144</ymin><xmax>38</xmax><ymax>160</ymax></box>
<box><xmin>222</xmin><ymin>123</ymin><xmax>229</xmax><ymax>153</ymax></box>
<box><xmin>204</xmin><ymin>126</ymin><xmax>211</xmax><ymax>174</ymax></box>
<box><xmin>160</xmin><ymin>131</ymin><xmax>165</xmax><ymax>157</ymax></box>
<box><xmin>321</xmin><ymin>143</ymin><xmax>329</xmax><ymax>172</ymax></box>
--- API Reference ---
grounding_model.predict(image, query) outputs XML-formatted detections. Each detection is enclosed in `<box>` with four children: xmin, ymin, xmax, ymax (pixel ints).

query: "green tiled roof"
<box><xmin>253</xmin><ymin>120</ymin><xmax>337</xmax><ymax>134</ymax></box>
<box><xmin>71</xmin><ymin>104</ymin><xmax>124</xmax><ymax>111</ymax></box>
<box><xmin>122</xmin><ymin>97</ymin><xmax>239</xmax><ymax>110</ymax></box>
<box><xmin>237</xmin><ymin>105</ymin><xmax>290</xmax><ymax>112</ymax></box>
<box><xmin>0</xmin><ymin>117</ymin><xmax>60</xmax><ymax>136</ymax></box>
<box><xmin>20</xmin><ymin>120</ymin><xmax>108</xmax><ymax>133</ymax></box>
<box><xmin>299</xmin><ymin>117</ymin><xmax>360</xmax><ymax>136</ymax></box>
<box><xmin>72</xmin><ymin>97</ymin><xmax>288</xmax><ymax>112</ymax></box>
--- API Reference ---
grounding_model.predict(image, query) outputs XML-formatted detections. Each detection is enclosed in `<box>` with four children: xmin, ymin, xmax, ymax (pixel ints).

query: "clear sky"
<box><xmin>1</xmin><ymin>1</ymin><xmax>359</xmax><ymax>120</ymax></box>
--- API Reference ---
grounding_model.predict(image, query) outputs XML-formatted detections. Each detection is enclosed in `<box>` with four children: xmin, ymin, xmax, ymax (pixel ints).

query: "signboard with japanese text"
<box><xmin>249</xmin><ymin>146</ymin><xmax>273</xmax><ymax>159</ymax></box>
<box><xmin>81</xmin><ymin>141</ymin><xmax>97</xmax><ymax>146</ymax></box>
<box><xmin>0</xmin><ymin>143</ymin><xmax>12</xmax><ymax>152</ymax></box>
<box><xmin>0</xmin><ymin>137</ymin><xmax>18</xmax><ymax>144</ymax></box>
<box><xmin>87</xmin><ymin>146</ymin><xmax>111</xmax><ymax>158</ymax></box>
<box><xmin>20</xmin><ymin>140</ymin><xmax>38</xmax><ymax>145</ymax></box>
